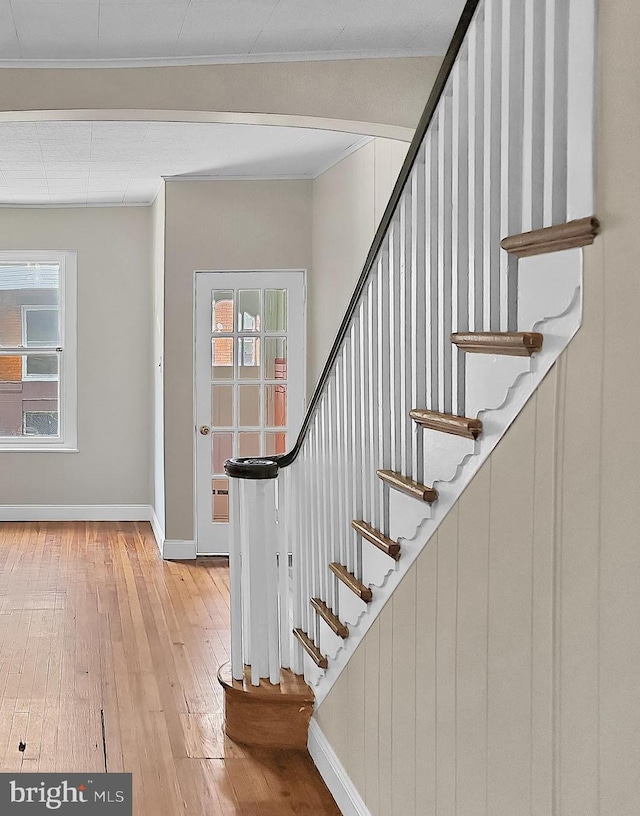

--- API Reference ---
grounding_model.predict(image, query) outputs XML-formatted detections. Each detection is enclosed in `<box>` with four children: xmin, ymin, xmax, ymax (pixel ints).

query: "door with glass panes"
<box><xmin>194</xmin><ymin>271</ymin><xmax>305</xmax><ymax>555</ymax></box>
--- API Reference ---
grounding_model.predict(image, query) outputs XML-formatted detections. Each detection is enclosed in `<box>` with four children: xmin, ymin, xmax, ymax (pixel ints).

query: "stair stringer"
<box><xmin>306</xmin><ymin>248</ymin><xmax>583</xmax><ymax>704</ymax></box>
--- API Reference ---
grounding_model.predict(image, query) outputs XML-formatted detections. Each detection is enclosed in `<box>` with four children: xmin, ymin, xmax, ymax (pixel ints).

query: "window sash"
<box><xmin>0</xmin><ymin>250</ymin><xmax>76</xmax><ymax>450</ymax></box>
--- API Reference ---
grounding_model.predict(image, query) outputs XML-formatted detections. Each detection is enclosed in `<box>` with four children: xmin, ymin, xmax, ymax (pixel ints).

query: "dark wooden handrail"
<box><xmin>225</xmin><ymin>0</ymin><xmax>481</xmax><ymax>479</ymax></box>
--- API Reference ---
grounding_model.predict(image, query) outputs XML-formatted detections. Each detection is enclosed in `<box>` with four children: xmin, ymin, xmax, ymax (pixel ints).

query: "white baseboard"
<box><xmin>0</xmin><ymin>504</ymin><xmax>196</xmax><ymax>561</ymax></box>
<box><xmin>147</xmin><ymin>509</ymin><xmax>195</xmax><ymax>560</ymax></box>
<box><xmin>162</xmin><ymin>539</ymin><xmax>196</xmax><ymax>560</ymax></box>
<box><xmin>149</xmin><ymin>507</ymin><xmax>165</xmax><ymax>553</ymax></box>
<box><xmin>0</xmin><ymin>504</ymin><xmax>152</xmax><ymax>522</ymax></box>
<box><xmin>308</xmin><ymin>719</ymin><xmax>372</xmax><ymax>816</ymax></box>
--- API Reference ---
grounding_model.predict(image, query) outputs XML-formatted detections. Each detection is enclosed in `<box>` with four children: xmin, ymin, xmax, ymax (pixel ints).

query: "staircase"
<box><xmin>220</xmin><ymin>0</ymin><xmax>598</xmax><ymax>740</ymax></box>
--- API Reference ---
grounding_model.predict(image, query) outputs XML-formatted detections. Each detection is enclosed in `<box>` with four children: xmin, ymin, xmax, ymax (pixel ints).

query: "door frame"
<box><xmin>193</xmin><ymin>268</ymin><xmax>307</xmax><ymax>556</ymax></box>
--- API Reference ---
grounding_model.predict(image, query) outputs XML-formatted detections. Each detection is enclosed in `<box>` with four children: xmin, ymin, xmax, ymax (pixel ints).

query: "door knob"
<box><xmin>199</xmin><ymin>425</ymin><xmax>210</xmax><ymax>436</ymax></box>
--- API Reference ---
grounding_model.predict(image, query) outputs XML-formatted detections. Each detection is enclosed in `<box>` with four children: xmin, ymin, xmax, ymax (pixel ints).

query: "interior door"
<box><xmin>195</xmin><ymin>270</ymin><xmax>306</xmax><ymax>555</ymax></box>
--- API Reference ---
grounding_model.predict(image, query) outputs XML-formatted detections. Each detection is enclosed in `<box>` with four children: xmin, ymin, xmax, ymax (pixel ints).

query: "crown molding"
<box><xmin>0</xmin><ymin>49</ymin><xmax>439</xmax><ymax>71</ymax></box>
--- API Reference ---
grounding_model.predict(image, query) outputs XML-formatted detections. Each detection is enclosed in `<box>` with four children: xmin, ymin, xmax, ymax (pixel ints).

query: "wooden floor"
<box><xmin>0</xmin><ymin>521</ymin><xmax>340</xmax><ymax>815</ymax></box>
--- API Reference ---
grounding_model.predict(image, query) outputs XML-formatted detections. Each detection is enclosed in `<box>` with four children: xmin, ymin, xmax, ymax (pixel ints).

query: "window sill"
<box><xmin>0</xmin><ymin>446</ymin><xmax>78</xmax><ymax>453</ymax></box>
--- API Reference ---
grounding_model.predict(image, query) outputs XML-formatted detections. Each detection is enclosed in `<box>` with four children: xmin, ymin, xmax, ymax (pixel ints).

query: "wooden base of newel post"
<box><xmin>217</xmin><ymin>662</ymin><xmax>315</xmax><ymax>749</ymax></box>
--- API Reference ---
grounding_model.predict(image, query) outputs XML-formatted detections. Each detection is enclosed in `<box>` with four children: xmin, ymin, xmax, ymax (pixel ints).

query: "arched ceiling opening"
<box><xmin>0</xmin><ymin>118</ymin><xmax>377</xmax><ymax>206</ymax></box>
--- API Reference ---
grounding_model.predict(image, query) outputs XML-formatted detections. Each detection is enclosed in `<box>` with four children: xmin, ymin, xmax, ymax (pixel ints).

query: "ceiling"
<box><xmin>0</xmin><ymin>121</ymin><xmax>371</xmax><ymax>205</ymax></box>
<box><xmin>0</xmin><ymin>0</ymin><xmax>464</xmax><ymax>64</ymax></box>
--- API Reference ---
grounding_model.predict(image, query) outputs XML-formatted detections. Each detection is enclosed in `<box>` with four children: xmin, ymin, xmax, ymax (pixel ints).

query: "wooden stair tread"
<box><xmin>311</xmin><ymin>598</ymin><xmax>349</xmax><ymax>638</ymax></box>
<box><xmin>329</xmin><ymin>563</ymin><xmax>373</xmax><ymax>602</ymax></box>
<box><xmin>410</xmin><ymin>409</ymin><xmax>482</xmax><ymax>439</ymax></box>
<box><xmin>500</xmin><ymin>216</ymin><xmax>600</xmax><ymax>257</ymax></box>
<box><xmin>293</xmin><ymin>628</ymin><xmax>328</xmax><ymax>669</ymax></box>
<box><xmin>352</xmin><ymin>520</ymin><xmax>401</xmax><ymax>560</ymax></box>
<box><xmin>375</xmin><ymin>471</ymin><xmax>437</xmax><ymax>505</ymax></box>
<box><xmin>451</xmin><ymin>331</ymin><xmax>543</xmax><ymax>357</ymax></box>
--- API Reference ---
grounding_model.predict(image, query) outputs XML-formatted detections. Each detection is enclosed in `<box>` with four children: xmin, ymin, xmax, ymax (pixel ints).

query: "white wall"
<box><xmin>310</xmin><ymin>138</ymin><xmax>408</xmax><ymax>390</ymax></box>
<box><xmin>315</xmin><ymin>3</ymin><xmax>640</xmax><ymax>814</ymax></box>
<box><xmin>0</xmin><ymin>207</ymin><xmax>151</xmax><ymax>507</ymax></box>
<box><xmin>151</xmin><ymin>186</ymin><xmax>165</xmax><ymax>533</ymax></box>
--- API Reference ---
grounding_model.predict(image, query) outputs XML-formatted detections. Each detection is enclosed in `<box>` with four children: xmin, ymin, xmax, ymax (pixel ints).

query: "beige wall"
<box><xmin>309</xmin><ymin>138</ymin><xmax>408</xmax><ymax>390</ymax></box>
<box><xmin>0</xmin><ymin>207</ymin><xmax>151</xmax><ymax>506</ymax></box>
<box><xmin>0</xmin><ymin>58</ymin><xmax>440</xmax><ymax>135</ymax></box>
<box><xmin>315</xmin><ymin>3</ymin><xmax>640</xmax><ymax>815</ymax></box>
<box><xmin>151</xmin><ymin>186</ymin><xmax>165</xmax><ymax>530</ymax></box>
<box><xmin>163</xmin><ymin>180</ymin><xmax>312</xmax><ymax>541</ymax></box>
<box><xmin>163</xmin><ymin>137</ymin><xmax>410</xmax><ymax>541</ymax></box>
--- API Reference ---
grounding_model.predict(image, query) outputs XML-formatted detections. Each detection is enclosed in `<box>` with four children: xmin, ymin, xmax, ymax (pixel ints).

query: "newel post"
<box><xmin>224</xmin><ymin>456</ymin><xmax>281</xmax><ymax>686</ymax></box>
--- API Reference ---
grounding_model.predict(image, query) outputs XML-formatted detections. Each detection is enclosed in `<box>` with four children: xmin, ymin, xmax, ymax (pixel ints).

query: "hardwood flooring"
<box><xmin>0</xmin><ymin>521</ymin><xmax>340</xmax><ymax>815</ymax></box>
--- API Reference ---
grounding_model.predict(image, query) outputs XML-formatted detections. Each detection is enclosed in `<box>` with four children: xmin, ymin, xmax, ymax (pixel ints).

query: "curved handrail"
<box><xmin>225</xmin><ymin>0</ymin><xmax>481</xmax><ymax>479</ymax></box>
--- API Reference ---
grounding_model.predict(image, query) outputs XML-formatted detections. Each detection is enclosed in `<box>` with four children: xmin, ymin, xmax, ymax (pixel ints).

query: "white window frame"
<box><xmin>0</xmin><ymin>250</ymin><xmax>77</xmax><ymax>451</ymax></box>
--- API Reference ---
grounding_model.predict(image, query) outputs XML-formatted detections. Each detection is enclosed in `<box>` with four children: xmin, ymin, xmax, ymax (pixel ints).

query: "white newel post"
<box><xmin>225</xmin><ymin>457</ymin><xmax>282</xmax><ymax>686</ymax></box>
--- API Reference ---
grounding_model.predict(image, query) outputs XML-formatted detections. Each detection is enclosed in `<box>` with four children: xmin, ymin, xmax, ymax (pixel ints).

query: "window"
<box><xmin>0</xmin><ymin>251</ymin><xmax>77</xmax><ymax>450</ymax></box>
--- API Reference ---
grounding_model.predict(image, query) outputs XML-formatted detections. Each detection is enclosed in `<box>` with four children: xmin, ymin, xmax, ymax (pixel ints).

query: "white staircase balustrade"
<box><xmin>224</xmin><ymin>0</ymin><xmax>598</xmax><ymax>698</ymax></box>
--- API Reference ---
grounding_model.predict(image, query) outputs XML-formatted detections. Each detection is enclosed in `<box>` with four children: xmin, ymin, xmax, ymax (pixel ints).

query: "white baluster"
<box><xmin>399</xmin><ymin>190</ymin><xmax>413</xmax><ymax>474</ymax></box>
<box><xmin>326</xmin><ymin>374</ymin><xmax>338</xmax><ymax>610</ymax></box>
<box><xmin>368</xmin><ymin>262</ymin><xmax>381</xmax><ymax>529</ymax></box>
<box><xmin>359</xmin><ymin>286</ymin><xmax>370</xmax><ymax>524</ymax></box>
<box><xmin>299</xmin><ymin>443</ymin><xmax>310</xmax><ymax>636</ymax></box>
<box><xmin>377</xmin><ymin>247</ymin><xmax>391</xmax><ymax>535</ymax></box>
<box><xmin>311</xmin><ymin>415</ymin><xmax>322</xmax><ymax>648</ymax></box>
<box><xmin>566</xmin><ymin>0</ymin><xmax>596</xmax><ymax>220</ymax></box>
<box><xmin>437</xmin><ymin>95</ymin><xmax>453</xmax><ymax>412</ymax></box>
<box><xmin>338</xmin><ymin>344</ymin><xmax>350</xmax><ymax>572</ymax></box>
<box><xmin>288</xmin><ymin>466</ymin><xmax>303</xmax><ymax>675</ymax></box>
<box><xmin>388</xmin><ymin>219</ymin><xmax>402</xmax><ymax>471</ymax></box>
<box><xmin>309</xmin><ymin>419</ymin><xmax>320</xmax><ymax>607</ymax></box>
<box><xmin>483</xmin><ymin>0</ymin><xmax>503</xmax><ymax>331</ymax></box>
<box><xmin>336</xmin><ymin>351</ymin><xmax>347</xmax><ymax>573</ymax></box>
<box><xmin>426</xmin><ymin>128</ymin><xmax>439</xmax><ymax>411</ymax></box>
<box><xmin>228</xmin><ymin>476</ymin><xmax>244</xmax><ymax>681</ymax></box>
<box><xmin>262</xmin><ymin>479</ymin><xmax>280</xmax><ymax>685</ymax></box>
<box><xmin>467</xmin><ymin>7</ymin><xmax>485</xmax><ymax>333</ymax></box>
<box><xmin>350</xmin><ymin>312</ymin><xmax>363</xmax><ymax>580</ymax></box>
<box><xmin>522</xmin><ymin>0</ymin><xmax>546</xmax><ymax>233</ymax></box>
<box><xmin>277</xmin><ymin>468</ymin><xmax>290</xmax><ymax>671</ymax></box>
<box><xmin>318</xmin><ymin>398</ymin><xmax>329</xmax><ymax>606</ymax></box>
<box><xmin>410</xmin><ymin>148</ymin><xmax>427</xmax><ymax>484</ymax></box>
<box><xmin>240</xmin><ymin>479</ymin><xmax>252</xmax><ymax>668</ymax></box>
<box><xmin>452</xmin><ymin>54</ymin><xmax>470</xmax><ymax>416</ymax></box>
<box><xmin>543</xmin><ymin>0</ymin><xmax>569</xmax><ymax>226</ymax></box>
<box><xmin>305</xmin><ymin>440</ymin><xmax>314</xmax><ymax>635</ymax></box>
<box><xmin>499</xmin><ymin>0</ymin><xmax>525</xmax><ymax>332</ymax></box>
<box><xmin>343</xmin><ymin>333</ymin><xmax>355</xmax><ymax>574</ymax></box>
